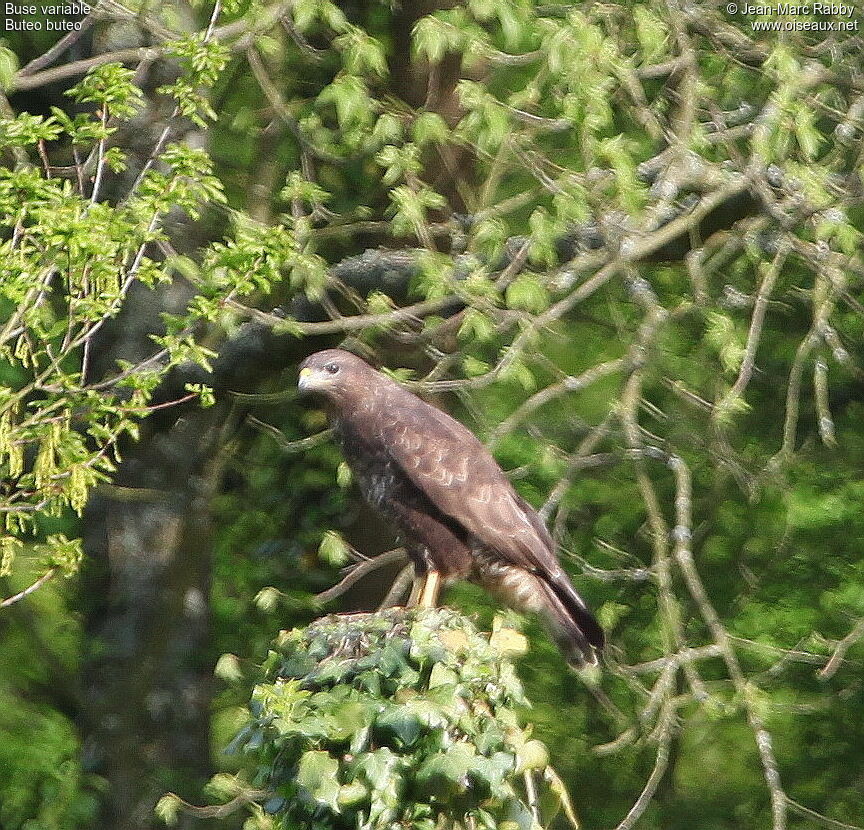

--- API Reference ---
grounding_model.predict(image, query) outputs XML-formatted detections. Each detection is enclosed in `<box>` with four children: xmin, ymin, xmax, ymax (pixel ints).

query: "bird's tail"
<box><xmin>474</xmin><ymin>555</ymin><xmax>604</xmax><ymax>668</ymax></box>
<box><xmin>539</xmin><ymin>579</ymin><xmax>605</xmax><ymax>669</ymax></box>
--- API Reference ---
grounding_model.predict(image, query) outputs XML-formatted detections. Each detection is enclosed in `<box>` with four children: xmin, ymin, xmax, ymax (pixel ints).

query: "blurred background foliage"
<box><xmin>2</xmin><ymin>0</ymin><xmax>864</xmax><ymax>828</ymax></box>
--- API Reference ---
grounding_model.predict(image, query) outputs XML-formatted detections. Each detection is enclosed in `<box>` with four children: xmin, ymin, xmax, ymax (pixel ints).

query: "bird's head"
<box><xmin>298</xmin><ymin>349</ymin><xmax>373</xmax><ymax>400</ymax></box>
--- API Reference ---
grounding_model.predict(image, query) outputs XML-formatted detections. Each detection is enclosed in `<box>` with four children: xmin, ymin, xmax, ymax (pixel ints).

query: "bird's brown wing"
<box><xmin>375</xmin><ymin>384</ymin><xmax>604</xmax><ymax>654</ymax></box>
<box><xmin>377</xmin><ymin>390</ymin><xmax>560</xmax><ymax>574</ymax></box>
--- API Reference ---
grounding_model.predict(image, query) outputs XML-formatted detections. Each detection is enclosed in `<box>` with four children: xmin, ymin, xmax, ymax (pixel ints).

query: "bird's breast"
<box><xmin>358</xmin><ymin>462</ymin><xmax>399</xmax><ymax>511</ymax></box>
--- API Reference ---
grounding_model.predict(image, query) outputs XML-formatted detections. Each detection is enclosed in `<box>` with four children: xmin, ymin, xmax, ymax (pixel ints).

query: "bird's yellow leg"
<box><xmin>418</xmin><ymin>570</ymin><xmax>441</xmax><ymax>608</ymax></box>
<box><xmin>407</xmin><ymin>575</ymin><xmax>423</xmax><ymax>608</ymax></box>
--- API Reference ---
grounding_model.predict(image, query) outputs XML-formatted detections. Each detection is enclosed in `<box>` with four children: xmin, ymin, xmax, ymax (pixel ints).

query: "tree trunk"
<box><xmin>79</xmin><ymin>398</ymin><xmax>229</xmax><ymax>830</ymax></box>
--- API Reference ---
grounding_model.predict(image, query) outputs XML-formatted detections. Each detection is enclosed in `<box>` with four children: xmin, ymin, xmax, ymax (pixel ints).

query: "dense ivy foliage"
<box><xmin>164</xmin><ymin>609</ymin><xmax>577</xmax><ymax>830</ymax></box>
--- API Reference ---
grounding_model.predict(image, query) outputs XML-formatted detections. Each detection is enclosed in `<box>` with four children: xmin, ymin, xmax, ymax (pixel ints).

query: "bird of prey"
<box><xmin>298</xmin><ymin>349</ymin><xmax>604</xmax><ymax>667</ymax></box>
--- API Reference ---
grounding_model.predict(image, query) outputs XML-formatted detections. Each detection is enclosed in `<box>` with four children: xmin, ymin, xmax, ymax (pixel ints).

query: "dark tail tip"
<box><xmin>556</xmin><ymin>628</ymin><xmax>601</xmax><ymax>670</ymax></box>
<box><xmin>540</xmin><ymin>582</ymin><xmax>604</xmax><ymax>669</ymax></box>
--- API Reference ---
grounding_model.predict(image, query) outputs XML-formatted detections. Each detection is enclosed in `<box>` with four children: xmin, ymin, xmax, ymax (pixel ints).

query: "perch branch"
<box><xmin>316</xmin><ymin>549</ymin><xmax>408</xmax><ymax>604</ymax></box>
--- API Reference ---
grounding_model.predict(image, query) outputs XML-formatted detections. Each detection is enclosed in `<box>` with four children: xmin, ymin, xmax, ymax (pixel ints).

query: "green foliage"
<box><xmin>0</xmin><ymin>63</ymin><xmax>230</xmax><ymax>566</ymax></box>
<box><xmin>216</xmin><ymin>608</ymin><xmax>576</xmax><ymax>830</ymax></box>
<box><xmin>705</xmin><ymin>311</ymin><xmax>745</xmax><ymax>374</ymax></box>
<box><xmin>0</xmin><ymin>705</ymin><xmax>99</xmax><ymax>830</ymax></box>
<box><xmin>159</xmin><ymin>35</ymin><xmax>230</xmax><ymax>126</ymax></box>
<box><xmin>154</xmin><ymin>793</ymin><xmax>183</xmax><ymax>826</ymax></box>
<box><xmin>0</xmin><ymin>46</ymin><xmax>17</xmax><ymax>90</ymax></box>
<box><xmin>388</xmin><ymin>185</ymin><xmax>447</xmax><ymax>239</ymax></box>
<box><xmin>318</xmin><ymin>530</ymin><xmax>350</xmax><ymax>566</ymax></box>
<box><xmin>506</xmin><ymin>275</ymin><xmax>550</xmax><ymax>314</ymax></box>
<box><xmin>67</xmin><ymin>63</ymin><xmax>144</xmax><ymax>120</ymax></box>
<box><xmin>0</xmin><ymin>564</ymin><xmax>99</xmax><ymax>830</ymax></box>
<box><xmin>5</xmin><ymin>0</ymin><xmax>864</xmax><ymax>828</ymax></box>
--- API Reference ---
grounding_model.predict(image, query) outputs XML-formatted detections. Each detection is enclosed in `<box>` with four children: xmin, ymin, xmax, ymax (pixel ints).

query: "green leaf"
<box><xmin>412</xmin><ymin>112</ymin><xmax>450</xmax><ymax>147</ymax></box>
<box><xmin>372</xmin><ymin>113</ymin><xmax>404</xmax><ymax>144</ymax></box>
<box><xmin>0</xmin><ymin>47</ymin><xmax>17</xmax><ymax>91</ymax></box>
<box><xmin>499</xmin><ymin>356</ymin><xmax>536</xmax><ymax>391</ymax></box>
<box><xmin>428</xmin><ymin>662</ymin><xmax>459</xmax><ymax>689</ymax></box>
<box><xmin>354</xmin><ymin>746</ymin><xmax>403</xmax><ymax>791</ymax></box>
<box><xmin>596</xmin><ymin>601</ymin><xmax>629</xmax><ymax>630</ymax></box>
<box><xmin>319</xmin><ymin>530</ymin><xmax>350</xmax><ymax>566</ymax></box>
<box><xmin>318</xmin><ymin>75</ymin><xmax>371</xmax><ymax>131</ymax></box>
<box><xmin>458</xmin><ymin>309</ymin><xmax>496</xmax><ymax>343</ymax></box>
<box><xmin>336</xmin><ymin>462</ymin><xmax>353</xmax><ymax>488</ymax></box>
<box><xmin>412</xmin><ymin>16</ymin><xmax>449</xmax><ymax>63</ymax></box>
<box><xmin>505</xmin><ymin>275</ymin><xmax>550</xmax><ymax>314</ymax></box>
<box><xmin>67</xmin><ymin>63</ymin><xmax>144</xmax><ymax>120</ymax></box>
<box><xmin>515</xmin><ymin>740</ymin><xmax>548</xmax><ymax>773</ymax></box>
<box><xmin>544</xmin><ymin>766</ymin><xmax>580</xmax><ymax>829</ymax></box>
<box><xmin>415</xmin><ymin>743</ymin><xmax>477</xmax><ymax>799</ymax></box>
<box><xmin>376</xmin><ymin>705</ymin><xmax>423</xmax><ymax>747</ymax></box>
<box><xmin>296</xmin><ymin>750</ymin><xmax>341</xmax><ymax>811</ymax></box>
<box><xmin>633</xmin><ymin>6</ymin><xmax>668</xmax><ymax>63</ymax></box>
<box><xmin>254</xmin><ymin>586</ymin><xmax>283</xmax><ymax>612</ymax></box>
<box><xmin>214</xmin><ymin>653</ymin><xmax>243</xmax><ymax>682</ymax></box>
<box><xmin>463</xmin><ymin>356</ymin><xmax>490</xmax><ymax>377</ymax></box>
<box><xmin>154</xmin><ymin>794</ymin><xmax>182</xmax><ymax>826</ymax></box>
<box><xmin>337</xmin><ymin>781</ymin><xmax>369</xmax><ymax>808</ymax></box>
<box><xmin>335</xmin><ymin>29</ymin><xmax>389</xmax><ymax>78</ymax></box>
<box><xmin>705</xmin><ymin>311</ymin><xmax>746</xmax><ymax>374</ymax></box>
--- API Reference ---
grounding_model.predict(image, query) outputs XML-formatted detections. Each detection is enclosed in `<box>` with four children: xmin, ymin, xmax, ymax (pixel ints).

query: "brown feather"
<box><xmin>299</xmin><ymin>349</ymin><xmax>605</xmax><ymax>666</ymax></box>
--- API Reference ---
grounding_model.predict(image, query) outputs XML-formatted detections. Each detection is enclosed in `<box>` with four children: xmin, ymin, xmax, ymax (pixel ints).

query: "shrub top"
<box><xmin>230</xmin><ymin>607</ymin><xmax>576</xmax><ymax>830</ymax></box>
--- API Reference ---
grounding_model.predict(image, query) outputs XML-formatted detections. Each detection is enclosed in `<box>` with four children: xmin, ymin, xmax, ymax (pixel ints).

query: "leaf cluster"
<box><xmin>223</xmin><ymin>608</ymin><xmax>575</xmax><ymax>830</ymax></box>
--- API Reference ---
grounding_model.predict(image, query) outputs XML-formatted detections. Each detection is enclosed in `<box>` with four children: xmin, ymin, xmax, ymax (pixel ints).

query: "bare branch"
<box><xmin>612</xmin><ymin>696</ymin><xmax>676</xmax><ymax>830</ymax></box>
<box><xmin>1</xmin><ymin>569</ymin><xmax>57</xmax><ymax>609</ymax></box>
<box><xmin>715</xmin><ymin>238</ymin><xmax>791</xmax><ymax>416</ymax></box>
<box><xmin>818</xmin><ymin>617</ymin><xmax>864</xmax><ymax>680</ymax></box>
<box><xmin>667</xmin><ymin>455</ymin><xmax>787</xmax><ymax>830</ymax></box>
<box><xmin>315</xmin><ymin>549</ymin><xmax>409</xmax><ymax>604</ymax></box>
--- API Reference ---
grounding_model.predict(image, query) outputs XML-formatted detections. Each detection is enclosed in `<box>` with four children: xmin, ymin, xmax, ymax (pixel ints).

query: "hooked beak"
<box><xmin>298</xmin><ymin>366</ymin><xmax>314</xmax><ymax>391</ymax></box>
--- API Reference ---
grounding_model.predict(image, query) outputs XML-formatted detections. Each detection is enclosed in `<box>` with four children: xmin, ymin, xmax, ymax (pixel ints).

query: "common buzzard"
<box><xmin>299</xmin><ymin>349</ymin><xmax>604</xmax><ymax>667</ymax></box>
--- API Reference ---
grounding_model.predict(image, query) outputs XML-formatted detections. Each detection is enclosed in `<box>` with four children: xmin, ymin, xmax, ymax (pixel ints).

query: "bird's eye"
<box><xmin>324</xmin><ymin>362</ymin><xmax>340</xmax><ymax>375</ymax></box>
